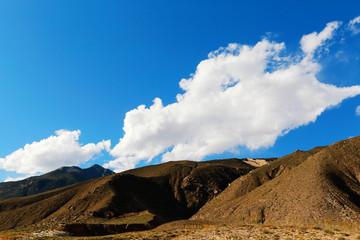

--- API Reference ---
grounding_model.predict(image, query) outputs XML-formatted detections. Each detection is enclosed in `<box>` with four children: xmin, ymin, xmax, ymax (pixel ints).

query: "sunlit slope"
<box><xmin>0</xmin><ymin>158</ymin><xmax>259</xmax><ymax>230</ymax></box>
<box><xmin>193</xmin><ymin>137</ymin><xmax>360</xmax><ymax>225</ymax></box>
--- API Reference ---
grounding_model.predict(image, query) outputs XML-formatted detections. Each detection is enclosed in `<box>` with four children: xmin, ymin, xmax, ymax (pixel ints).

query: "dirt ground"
<box><xmin>104</xmin><ymin>224</ymin><xmax>360</xmax><ymax>240</ymax></box>
<box><xmin>2</xmin><ymin>222</ymin><xmax>360</xmax><ymax>240</ymax></box>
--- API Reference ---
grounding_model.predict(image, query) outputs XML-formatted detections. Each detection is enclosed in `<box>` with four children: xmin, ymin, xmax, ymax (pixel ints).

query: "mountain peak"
<box><xmin>0</xmin><ymin>164</ymin><xmax>114</xmax><ymax>199</ymax></box>
<box><xmin>88</xmin><ymin>164</ymin><xmax>103</xmax><ymax>169</ymax></box>
<box><xmin>57</xmin><ymin>166</ymin><xmax>82</xmax><ymax>173</ymax></box>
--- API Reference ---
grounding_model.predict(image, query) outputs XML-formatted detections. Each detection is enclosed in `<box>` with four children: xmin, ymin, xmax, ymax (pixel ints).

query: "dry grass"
<box><xmin>2</xmin><ymin>222</ymin><xmax>360</xmax><ymax>240</ymax></box>
<box><xmin>76</xmin><ymin>224</ymin><xmax>360</xmax><ymax>240</ymax></box>
<box><xmin>84</xmin><ymin>210</ymin><xmax>156</xmax><ymax>225</ymax></box>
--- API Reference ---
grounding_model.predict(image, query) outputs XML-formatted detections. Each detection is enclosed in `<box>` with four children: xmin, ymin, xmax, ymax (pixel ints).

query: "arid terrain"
<box><xmin>1</xmin><ymin>220</ymin><xmax>360</xmax><ymax>239</ymax></box>
<box><xmin>193</xmin><ymin>137</ymin><xmax>360</xmax><ymax>225</ymax></box>
<box><xmin>0</xmin><ymin>158</ymin><xmax>261</xmax><ymax>232</ymax></box>
<box><xmin>2</xmin><ymin>137</ymin><xmax>360</xmax><ymax>239</ymax></box>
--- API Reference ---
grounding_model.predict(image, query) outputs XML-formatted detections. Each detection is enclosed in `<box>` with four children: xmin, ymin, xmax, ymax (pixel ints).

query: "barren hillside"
<box><xmin>193</xmin><ymin>136</ymin><xmax>360</xmax><ymax>225</ymax></box>
<box><xmin>0</xmin><ymin>158</ymin><xmax>260</xmax><ymax>230</ymax></box>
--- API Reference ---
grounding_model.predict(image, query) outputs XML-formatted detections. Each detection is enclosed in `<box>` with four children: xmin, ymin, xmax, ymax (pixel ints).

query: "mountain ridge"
<box><xmin>0</xmin><ymin>164</ymin><xmax>114</xmax><ymax>199</ymax></box>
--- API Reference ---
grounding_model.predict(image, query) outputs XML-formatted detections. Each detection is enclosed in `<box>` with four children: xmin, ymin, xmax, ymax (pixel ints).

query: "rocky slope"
<box><xmin>193</xmin><ymin>136</ymin><xmax>360</xmax><ymax>225</ymax></box>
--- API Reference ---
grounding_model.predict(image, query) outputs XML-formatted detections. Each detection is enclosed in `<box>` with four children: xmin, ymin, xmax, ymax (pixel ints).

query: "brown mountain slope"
<box><xmin>0</xmin><ymin>158</ymin><xmax>264</xmax><ymax>230</ymax></box>
<box><xmin>192</xmin><ymin>146</ymin><xmax>325</xmax><ymax>209</ymax></box>
<box><xmin>192</xmin><ymin>136</ymin><xmax>360</xmax><ymax>225</ymax></box>
<box><xmin>0</xmin><ymin>175</ymin><xmax>114</xmax><ymax>230</ymax></box>
<box><xmin>123</xmin><ymin>158</ymin><xmax>274</xmax><ymax>211</ymax></box>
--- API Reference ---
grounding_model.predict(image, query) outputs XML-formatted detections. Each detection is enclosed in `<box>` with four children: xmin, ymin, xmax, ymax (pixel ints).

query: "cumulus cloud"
<box><xmin>0</xmin><ymin>130</ymin><xmax>110</xmax><ymax>175</ymax></box>
<box><xmin>348</xmin><ymin>16</ymin><xmax>360</xmax><ymax>35</ymax></box>
<box><xmin>105</xmin><ymin>21</ymin><xmax>360</xmax><ymax>172</ymax></box>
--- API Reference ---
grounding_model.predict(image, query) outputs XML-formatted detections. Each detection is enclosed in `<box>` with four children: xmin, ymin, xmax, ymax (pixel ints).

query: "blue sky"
<box><xmin>1</xmin><ymin>1</ymin><xmax>360</xmax><ymax>181</ymax></box>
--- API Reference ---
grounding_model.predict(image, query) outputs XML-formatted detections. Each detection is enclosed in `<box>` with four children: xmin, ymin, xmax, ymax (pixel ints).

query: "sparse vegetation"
<box><xmin>262</xmin><ymin>229</ymin><xmax>272</xmax><ymax>234</ymax></box>
<box><xmin>85</xmin><ymin>210</ymin><xmax>155</xmax><ymax>225</ymax></box>
<box><xmin>2</xmin><ymin>222</ymin><xmax>358</xmax><ymax>240</ymax></box>
<box><xmin>324</xmin><ymin>229</ymin><xmax>335</xmax><ymax>235</ymax></box>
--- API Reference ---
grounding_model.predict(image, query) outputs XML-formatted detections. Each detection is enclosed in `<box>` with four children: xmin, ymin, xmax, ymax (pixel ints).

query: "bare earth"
<box><xmin>2</xmin><ymin>222</ymin><xmax>360</xmax><ymax>240</ymax></box>
<box><xmin>243</xmin><ymin>158</ymin><xmax>269</xmax><ymax>168</ymax></box>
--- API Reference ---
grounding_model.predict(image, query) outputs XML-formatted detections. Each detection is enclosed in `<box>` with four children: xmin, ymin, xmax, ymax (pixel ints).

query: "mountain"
<box><xmin>193</xmin><ymin>136</ymin><xmax>360</xmax><ymax>226</ymax></box>
<box><xmin>0</xmin><ymin>164</ymin><xmax>114</xmax><ymax>199</ymax></box>
<box><xmin>0</xmin><ymin>158</ymin><xmax>269</xmax><ymax>231</ymax></box>
<box><xmin>3</xmin><ymin>136</ymin><xmax>360</xmax><ymax>236</ymax></box>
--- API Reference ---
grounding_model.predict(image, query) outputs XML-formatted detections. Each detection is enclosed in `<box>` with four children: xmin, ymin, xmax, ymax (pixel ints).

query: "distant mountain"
<box><xmin>0</xmin><ymin>158</ymin><xmax>269</xmax><ymax>230</ymax></box>
<box><xmin>193</xmin><ymin>136</ymin><xmax>360</xmax><ymax>225</ymax></box>
<box><xmin>0</xmin><ymin>164</ymin><xmax>114</xmax><ymax>199</ymax></box>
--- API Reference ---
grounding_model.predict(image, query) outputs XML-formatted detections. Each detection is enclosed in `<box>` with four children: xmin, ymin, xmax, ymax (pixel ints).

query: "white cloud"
<box><xmin>348</xmin><ymin>16</ymin><xmax>360</xmax><ymax>35</ymax></box>
<box><xmin>105</xmin><ymin>21</ymin><xmax>360</xmax><ymax>172</ymax></box>
<box><xmin>0</xmin><ymin>130</ymin><xmax>110</xmax><ymax>175</ymax></box>
<box><xmin>300</xmin><ymin>21</ymin><xmax>341</xmax><ymax>56</ymax></box>
<box><xmin>356</xmin><ymin>106</ymin><xmax>360</xmax><ymax>116</ymax></box>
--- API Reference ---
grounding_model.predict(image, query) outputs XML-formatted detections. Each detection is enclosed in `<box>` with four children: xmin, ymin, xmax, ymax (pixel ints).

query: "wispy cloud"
<box><xmin>348</xmin><ymin>16</ymin><xmax>360</xmax><ymax>35</ymax></box>
<box><xmin>300</xmin><ymin>21</ymin><xmax>341</xmax><ymax>56</ymax></box>
<box><xmin>356</xmin><ymin>106</ymin><xmax>360</xmax><ymax>116</ymax></box>
<box><xmin>105</xmin><ymin>20</ymin><xmax>360</xmax><ymax>172</ymax></box>
<box><xmin>0</xmin><ymin>130</ymin><xmax>110</xmax><ymax>175</ymax></box>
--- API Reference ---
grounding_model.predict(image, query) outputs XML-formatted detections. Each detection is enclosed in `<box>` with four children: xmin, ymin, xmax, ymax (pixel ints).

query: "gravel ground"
<box><xmin>2</xmin><ymin>223</ymin><xmax>360</xmax><ymax>239</ymax></box>
<box><xmin>66</xmin><ymin>224</ymin><xmax>360</xmax><ymax>240</ymax></box>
